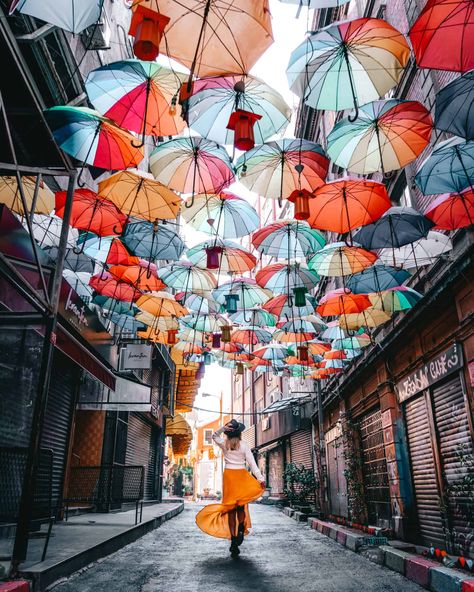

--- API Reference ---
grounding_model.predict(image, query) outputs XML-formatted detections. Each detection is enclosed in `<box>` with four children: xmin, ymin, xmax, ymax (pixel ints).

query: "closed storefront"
<box><xmin>325</xmin><ymin>424</ymin><xmax>348</xmax><ymax>517</ymax></box>
<box><xmin>290</xmin><ymin>429</ymin><xmax>313</xmax><ymax>469</ymax></box>
<box><xmin>126</xmin><ymin>414</ymin><xmax>151</xmax><ymax>495</ymax></box>
<box><xmin>268</xmin><ymin>446</ymin><xmax>285</xmax><ymax>496</ymax></box>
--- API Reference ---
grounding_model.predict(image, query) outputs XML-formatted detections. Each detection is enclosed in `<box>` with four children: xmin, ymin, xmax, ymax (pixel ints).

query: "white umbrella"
<box><xmin>11</xmin><ymin>0</ymin><xmax>103</xmax><ymax>34</ymax></box>
<box><xmin>377</xmin><ymin>231</ymin><xmax>452</xmax><ymax>269</ymax></box>
<box><xmin>21</xmin><ymin>214</ymin><xmax>78</xmax><ymax>249</ymax></box>
<box><xmin>63</xmin><ymin>270</ymin><xmax>93</xmax><ymax>301</ymax></box>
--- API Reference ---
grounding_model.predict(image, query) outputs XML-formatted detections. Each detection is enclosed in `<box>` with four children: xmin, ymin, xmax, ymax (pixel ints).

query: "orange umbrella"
<box><xmin>312</xmin><ymin>368</ymin><xmax>342</xmax><ymax>379</ymax></box>
<box><xmin>136</xmin><ymin>291</ymin><xmax>188</xmax><ymax>317</ymax></box>
<box><xmin>108</xmin><ymin>265</ymin><xmax>167</xmax><ymax>293</ymax></box>
<box><xmin>106</xmin><ymin>239</ymin><xmax>140</xmax><ymax>266</ymax></box>
<box><xmin>307</xmin><ymin>341</ymin><xmax>331</xmax><ymax>356</ymax></box>
<box><xmin>89</xmin><ymin>272</ymin><xmax>140</xmax><ymax>302</ymax></box>
<box><xmin>324</xmin><ymin>350</ymin><xmax>347</xmax><ymax>360</ymax></box>
<box><xmin>317</xmin><ymin>288</ymin><xmax>371</xmax><ymax>317</ymax></box>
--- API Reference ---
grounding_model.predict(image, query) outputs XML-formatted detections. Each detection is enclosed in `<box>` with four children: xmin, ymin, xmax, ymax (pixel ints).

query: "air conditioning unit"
<box><xmin>81</xmin><ymin>17</ymin><xmax>111</xmax><ymax>50</ymax></box>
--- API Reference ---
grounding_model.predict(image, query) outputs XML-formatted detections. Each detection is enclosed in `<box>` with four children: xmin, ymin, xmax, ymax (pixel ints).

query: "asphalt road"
<box><xmin>50</xmin><ymin>503</ymin><xmax>423</xmax><ymax>592</ymax></box>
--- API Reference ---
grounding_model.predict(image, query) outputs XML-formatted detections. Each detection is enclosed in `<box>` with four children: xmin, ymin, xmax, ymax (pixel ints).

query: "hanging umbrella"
<box><xmin>108</xmin><ymin>313</ymin><xmax>145</xmax><ymax>333</ymax></box>
<box><xmin>158</xmin><ymin>261</ymin><xmax>217</xmax><ymax>294</ymax></box>
<box><xmin>252</xmin><ymin>220</ymin><xmax>326</xmax><ymax>259</ymax></box>
<box><xmin>306</xmin><ymin>339</ymin><xmax>331</xmax><ymax>356</ymax></box>
<box><xmin>369</xmin><ymin>286</ymin><xmax>423</xmax><ymax>312</ymax></box>
<box><xmin>320</xmin><ymin>320</ymin><xmax>348</xmax><ymax>341</ymax></box>
<box><xmin>332</xmin><ymin>334</ymin><xmax>371</xmax><ymax>349</ymax></box>
<box><xmin>409</xmin><ymin>0</ymin><xmax>474</xmax><ymax>72</ymax></box>
<box><xmin>415</xmin><ymin>137</ymin><xmax>474</xmax><ymax>195</ymax></box>
<box><xmin>278</xmin><ymin>318</ymin><xmax>322</xmax><ymax>335</ymax></box>
<box><xmin>180</xmin><ymin>313</ymin><xmax>226</xmax><ymax>333</ymax></box>
<box><xmin>98</xmin><ymin>169</ymin><xmax>181</xmax><ymax>222</ymax></box>
<box><xmin>235</xmin><ymin>139</ymin><xmax>329</xmax><ymax>202</ymax></box>
<box><xmin>175</xmin><ymin>292</ymin><xmax>221</xmax><ymax>315</ymax></box>
<box><xmin>347</xmin><ymin>264</ymin><xmax>411</xmax><ymax>294</ymax></box>
<box><xmin>256</xmin><ymin>262</ymin><xmax>319</xmax><ymax>294</ymax></box>
<box><xmin>44</xmin><ymin>107</ymin><xmax>144</xmax><ymax>172</ymax></box>
<box><xmin>12</xmin><ymin>0</ymin><xmax>103</xmax><ymax>34</ymax></box>
<box><xmin>273</xmin><ymin>328</ymin><xmax>316</xmax><ymax>344</ymax></box>
<box><xmin>186</xmin><ymin>238</ymin><xmax>257</xmax><ymax>274</ymax></box>
<box><xmin>136</xmin><ymin>292</ymin><xmax>188</xmax><ymax>318</ymax></box>
<box><xmin>340</xmin><ymin>308</ymin><xmax>392</xmax><ymax>330</ymax></box>
<box><xmin>231</xmin><ymin>327</ymin><xmax>273</xmax><ymax>346</ymax></box>
<box><xmin>263</xmin><ymin>293</ymin><xmax>317</xmax><ymax>320</ymax></box>
<box><xmin>299</xmin><ymin>314</ymin><xmax>328</xmax><ymax>333</ymax></box>
<box><xmin>307</xmin><ymin>178</ymin><xmax>390</xmax><ymax>234</ymax></box>
<box><xmin>317</xmin><ymin>288</ymin><xmax>371</xmax><ymax>317</ymax></box>
<box><xmin>121</xmin><ymin>219</ymin><xmax>185</xmax><ymax>261</ymax></box>
<box><xmin>279</xmin><ymin>0</ymin><xmax>349</xmax><ymax>7</ymax></box>
<box><xmin>326</xmin><ymin>99</ymin><xmax>432</xmax><ymax>175</ymax></box>
<box><xmin>55</xmin><ymin>189</ymin><xmax>127</xmax><ymax>238</ymax></box>
<box><xmin>177</xmin><ymin>327</ymin><xmax>212</xmax><ymax>346</ymax></box>
<box><xmin>213</xmin><ymin>278</ymin><xmax>272</xmax><ymax>309</ymax></box>
<box><xmin>22</xmin><ymin>214</ymin><xmax>78</xmax><ymax>248</ymax></box>
<box><xmin>434</xmin><ymin>71</ymin><xmax>474</xmax><ymax>140</ymax></box>
<box><xmin>181</xmin><ymin>191</ymin><xmax>259</xmax><ymax>239</ymax></box>
<box><xmin>63</xmin><ymin>270</ymin><xmax>93</xmax><ymax>301</ymax></box>
<box><xmin>136</xmin><ymin>311</ymin><xmax>179</xmax><ymax>332</ymax></box>
<box><xmin>229</xmin><ymin>308</ymin><xmax>277</xmax><ymax>328</ymax></box>
<box><xmin>108</xmin><ymin>265</ymin><xmax>166</xmax><ymax>293</ymax></box>
<box><xmin>0</xmin><ymin>176</ymin><xmax>54</xmax><ymax>216</ymax></box>
<box><xmin>424</xmin><ymin>187</ymin><xmax>474</xmax><ymax>229</ymax></box>
<box><xmin>172</xmin><ymin>342</ymin><xmax>205</xmax><ymax>356</ymax></box>
<box><xmin>287</xmin><ymin>18</ymin><xmax>410</xmax><ymax>114</ymax></box>
<box><xmin>92</xmin><ymin>295</ymin><xmax>138</xmax><ymax>316</ymax></box>
<box><xmin>308</xmin><ymin>242</ymin><xmax>377</xmax><ymax>277</ymax></box>
<box><xmin>377</xmin><ymin>231</ymin><xmax>453</xmax><ymax>269</ymax></box>
<box><xmin>150</xmin><ymin>137</ymin><xmax>235</xmax><ymax>201</ymax></box>
<box><xmin>354</xmin><ymin>207</ymin><xmax>434</xmax><ymax>250</ymax></box>
<box><xmin>46</xmin><ymin>247</ymin><xmax>95</xmax><ymax>274</ymax></box>
<box><xmin>89</xmin><ymin>272</ymin><xmax>140</xmax><ymax>302</ymax></box>
<box><xmin>253</xmin><ymin>344</ymin><xmax>289</xmax><ymax>361</ymax></box>
<box><xmin>77</xmin><ymin>234</ymin><xmax>138</xmax><ymax>265</ymax></box>
<box><xmin>186</xmin><ymin>74</ymin><xmax>291</xmax><ymax>146</ymax></box>
<box><xmin>85</xmin><ymin>59</ymin><xmax>186</xmax><ymax>144</ymax></box>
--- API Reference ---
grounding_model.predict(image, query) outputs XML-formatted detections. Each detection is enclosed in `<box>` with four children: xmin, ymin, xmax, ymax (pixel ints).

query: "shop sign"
<box><xmin>120</xmin><ymin>343</ymin><xmax>152</xmax><ymax>369</ymax></box>
<box><xmin>77</xmin><ymin>374</ymin><xmax>151</xmax><ymax>411</ymax></box>
<box><xmin>396</xmin><ymin>343</ymin><xmax>463</xmax><ymax>403</ymax></box>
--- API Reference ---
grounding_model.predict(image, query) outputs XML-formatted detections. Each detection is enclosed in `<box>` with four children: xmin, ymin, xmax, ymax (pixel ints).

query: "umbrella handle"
<box><xmin>77</xmin><ymin>169</ymin><xmax>87</xmax><ymax>188</ymax></box>
<box><xmin>184</xmin><ymin>194</ymin><xmax>195</xmax><ymax>208</ymax></box>
<box><xmin>131</xmin><ymin>135</ymin><xmax>145</xmax><ymax>149</ymax></box>
<box><xmin>348</xmin><ymin>107</ymin><xmax>359</xmax><ymax>123</ymax></box>
<box><xmin>112</xmin><ymin>224</ymin><xmax>123</xmax><ymax>235</ymax></box>
<box><xmin>72</xmin><ymin>241</ymin><xmax>86</xmax><ymax>255</ymax></box>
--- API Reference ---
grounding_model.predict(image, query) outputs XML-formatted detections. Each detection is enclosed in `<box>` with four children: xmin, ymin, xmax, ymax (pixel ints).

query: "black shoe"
<box><xmin>230</xmin><ymin>537</ymin><xmax>240</xmax><ymax>557</ymax></box>
<box><xmin>236</xmin><ymin>523</ymin><xmax>245</xmax><ymax>546</ymax></box>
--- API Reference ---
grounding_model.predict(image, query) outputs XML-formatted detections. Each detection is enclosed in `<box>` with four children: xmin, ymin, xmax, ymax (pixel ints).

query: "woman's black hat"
<box><xmin>224</xmin><ymin>419</ymin><xmax>246</xmax><ymax>438</ymax></box>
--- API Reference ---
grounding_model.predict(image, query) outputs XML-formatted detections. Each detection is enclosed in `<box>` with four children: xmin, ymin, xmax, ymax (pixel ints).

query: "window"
<box><xmin>204</xmin><ymin>429</ymin><xmax>213</xmax><ymax>445</ymax></box>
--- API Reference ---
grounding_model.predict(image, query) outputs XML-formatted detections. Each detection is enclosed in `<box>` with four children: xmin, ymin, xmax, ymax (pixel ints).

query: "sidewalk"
<box><xmin>17</xmin><ymin>501</ymin><xmax>183</xmax><ymax>592</ymax></box>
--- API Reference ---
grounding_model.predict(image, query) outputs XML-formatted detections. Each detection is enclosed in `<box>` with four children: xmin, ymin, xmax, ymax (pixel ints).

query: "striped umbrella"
<box><xmin>256</xmin><ymin>262</ymin><xmax>319</xmax><ymax>294</ymax></box>
<box><xmin>332</xmin><ymin>335</ymin><xmax>371</xmax><ymax>349</ymax></box>
<box><xmin>175</xmin><ymin>293</ymin><xmax>221</xmax><ymax>315</ymax></box>
<box><xmin>186</xmin><ymin>238</ymin><xmax>257</xmax><ymax>274</ymax></box>
<box><xmin>377</xmin><ymin>231</ymin><xmax>453</xmax><ymax>269</ymax></box>
<box><xmin>213</xmin><ymin>278</ymin><xmax>273</xmax><ymax>309</ymax></box>
<box><xmin>229</xmin><ymin>308</ymin><xmax>277</xmax><ymax>328</ymax></box>
<box><xmin>308</xmin><ymin>242</ymin><xmax>378</xmax><ymax>277</ymax></box>
<box><xmin>369</xmin><ymin>286</ymin><xmax>423</xmax><ymax>312</ymax></box>
<box><xmin>252</xmin><ymin>220</ymin><xmax>326</xmax><ymax>259</ymax></box>
<box><xmin>158</xmin><ymin>261</ymin><xmax>217</xmax><ymax>294</ymax></box>
<box><xmin>121</xmin><ymin>220</ymin><xmax>185</xmax><ymax>261</ymax></box>
<box><xmin>263</xmin><ymin>293</ymin><xmax>317</xmax><ymax>320</ymax></box>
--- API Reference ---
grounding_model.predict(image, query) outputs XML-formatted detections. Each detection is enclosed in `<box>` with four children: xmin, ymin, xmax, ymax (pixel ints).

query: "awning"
<box><xmin>166</xmin><ymin>413</ymin><xmax>192</xmax><ymax>437</ymax></box>
<box><xmin>261</xmin><ymin>394</ymin><xmax>311</xmax><ymax>413</ymax></box>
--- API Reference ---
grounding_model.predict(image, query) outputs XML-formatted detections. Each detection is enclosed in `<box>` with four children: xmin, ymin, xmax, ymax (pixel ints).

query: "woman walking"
<box><xmin>196</xmin><ymin>419</ymin><xmax>265</xmax><ymax>557</ymax></box>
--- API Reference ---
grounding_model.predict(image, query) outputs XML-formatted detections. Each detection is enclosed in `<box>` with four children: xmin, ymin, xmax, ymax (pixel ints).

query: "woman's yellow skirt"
<box><xmin>196</xmin><ymin>468</ymin><xmax>264</xmax><ymax>539</ymax></box>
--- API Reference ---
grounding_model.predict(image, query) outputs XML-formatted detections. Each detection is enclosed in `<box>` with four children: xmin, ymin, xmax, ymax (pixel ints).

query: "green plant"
<box><xmin>283</xmin><ymin>462</ymin><xmax>317</xmax><ymax>505</ymax></box>
<box><xmin>339</xmin><ymin>415</ymin><xmax>367</xmax><ymax>523</ymax></box>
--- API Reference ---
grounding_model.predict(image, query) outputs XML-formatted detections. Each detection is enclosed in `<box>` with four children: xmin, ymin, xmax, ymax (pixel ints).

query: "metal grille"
<box><xmin>65</xmin><ymin>465</ymin><xmax>144</xmax><ymax>505</ymax></box>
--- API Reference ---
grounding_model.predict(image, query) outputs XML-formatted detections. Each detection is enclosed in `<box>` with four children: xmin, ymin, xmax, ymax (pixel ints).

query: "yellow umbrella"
<box><xmin>135</xmin><ymin>311</ymin><xmax>179</xmax><ymax>331</ymax></box>
<box><xmin>136</xmin><ymin>291</ymin><xmax>188</xmax><ymax>317</ymax></box>
<box><xmin>339</xmin><ymin>307</ymin><xmax>391</xmax><ymax>330</ymax></box>
<box><xmin>0</xmin><ymin>176</ymin><xmax>54</xmax><ymax>215</ymax></box>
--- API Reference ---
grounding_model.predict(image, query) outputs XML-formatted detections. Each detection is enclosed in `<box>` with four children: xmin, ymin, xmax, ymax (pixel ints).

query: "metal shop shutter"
<box><xmin>405</xmin><ymin>393</ymin><xmax>445</xmax><ymax>548</ymax></box>
<box><xmin>146</xmin><ymin>427</ymin><xmax>159</xmax><ymax>500</ymax></box>
<box><xmin>290</xmin><ymin>429</ymin><xmax>313</xmax><ymax>469</ymax></box>
<box><xmin>268</xmin><ymin>447</ymin><xmax>284</xmax><ymax>495</ymax></box>
<box><xmin>326</xmin><ymin>436</ymin><xmax>348</xmax><ymax>517</ymax></box>
<box><xmin>125</xmin><ymin>414</ymin><xmax>151</xmax><ymax>490</ymax></box>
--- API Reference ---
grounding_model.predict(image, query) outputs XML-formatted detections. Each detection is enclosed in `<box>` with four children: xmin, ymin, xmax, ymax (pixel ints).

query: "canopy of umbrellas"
<box><xmin>4</xmin><ymin>0</ymin><xmax>474</xmax><ymax>383</ymax></box>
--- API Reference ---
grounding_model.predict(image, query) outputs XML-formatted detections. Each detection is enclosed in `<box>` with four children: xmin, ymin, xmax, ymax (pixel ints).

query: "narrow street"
<box><xmin>50</xmin><ymin>504</ymin><xmax>423</xmax><ymax>592</ymax></box>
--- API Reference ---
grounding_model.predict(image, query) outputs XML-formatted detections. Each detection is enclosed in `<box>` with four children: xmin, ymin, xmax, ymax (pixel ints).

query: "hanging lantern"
<box><xmin>203</xmin><ymin>351</ymin><xmax>212</xmax><ymax>365</ymax></box>
<box><xmin>224</xmin><ymin>293</ymin><xmax>239</xmax><ymax>314</ymax></box>
<box><xmin>205</xmin><ymin>245</ymin><xmax>223</xmax><ymax>270</ymax></box>
<box><xmin>288</xmin><ymin>189</ymin><xmax>314</xmax><ymax>221</ymax></box>
<box><xmin>166</xmin><ymin>329</ymin><xmax>178</xmax><ymax>344</ymax></box>
<box><xmin>212</xmin><ymin>333</ymin><xmax>221</xmax><ymax>348</ymax></box>
<box><xmin>236</xmin><ymin>362</ymin><xmax>244</xmax><ymax>375</ymax></box>
<box><xmin>226</xmin><ymin>109</ymin><xmax>262</xmax><ymax>151</ymax></box>
<box><xmin>168</xmin><ymin>95</ymin><xmax>177</xmax><ymax>116</ymax></box>
<box><xmin>297</xmin><ymin>345</ymin><xmax>309</xmax><ymax>362</ymax></box>
<box><xmin>221</xmin><ymin>325</ymin><xmax>232</xmax><ymax>343</ymax></box>
<box><xmin>129</xmin><ymin>6</ymin><xmax>170</xmax><ymax>62</ymax></box>
<box><xmin>293</xmin><ymin>286</ymin><xmax>308</xmax><ymax>307</ymax></box>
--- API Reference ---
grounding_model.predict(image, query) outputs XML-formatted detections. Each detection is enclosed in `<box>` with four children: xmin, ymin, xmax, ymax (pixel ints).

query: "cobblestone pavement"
<box><xmin>50</xmin><ymin>503</ymin><xmax>423</xmax><ymax>592</ymax></box>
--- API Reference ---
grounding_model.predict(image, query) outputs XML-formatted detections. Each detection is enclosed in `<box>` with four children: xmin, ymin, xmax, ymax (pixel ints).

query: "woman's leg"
<box><xmin>236</xmin><ymin>505</ymin><xmax>245</xmax><ymax>527</ymax></box>
<box><xmin>227</xmin><ymin>508</ymin><xmax>237</xmax><ymax>537</ymax></box>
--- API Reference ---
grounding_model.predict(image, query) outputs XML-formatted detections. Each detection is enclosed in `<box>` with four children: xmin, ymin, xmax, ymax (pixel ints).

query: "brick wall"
<box><xmin>71</xmin><ymin>410</ymin><xmax>105</xmax><ymax>466</ymax></box>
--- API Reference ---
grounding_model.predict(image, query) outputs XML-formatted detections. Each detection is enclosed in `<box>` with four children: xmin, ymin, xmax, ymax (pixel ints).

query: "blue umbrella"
<box><xmin>121</xmin><ymin>220</ymin><xmax>185</xmax><ymax>261</ymax></box>
<box><xmin>92</xmin><ymin>295</ymin><xmax>137</xmax><ymax>316</ymax></box>
<box><xmin>435</xmin><ymin>71</ymin><xmax>474</xmax><ymax>141</ymax></box>
<box><xmin>346</xmin><ymin>265</ymin><xmax>411</xmax><ymax>294</ymax></box>
<box><xmin>109</xmin><ymin>313</ymin><xmax>145</xmax><ymax>332</ymax></box>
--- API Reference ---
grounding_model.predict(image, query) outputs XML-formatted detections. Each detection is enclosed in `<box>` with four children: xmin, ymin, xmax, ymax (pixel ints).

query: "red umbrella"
<box><xmin>89</xmin><ymin>272</ymin><xmax>139</xmax><ymax>302</ymax></box>
<box><xmin>424</xmin><ymin>187</ymin><xmax>474</xmax><ymax>229</ymax></box>
<box><xmin>108</xmin><ymin>264</ymin><xmax>166</xmax><ymax>293</ymax></box>
<box><xmin>55</xmin><ymin>189</ymin><xmax>127</xmax><ymax>237</ymax></box>
<box><xmin>106</xmin><ymin>239</ymin><xmax>140</xmax><ymax>266</ymax></box>
<box><xmin>317</xmin><ymin>288</ymin><xmax>371</xmax><ymax>317</ymax></box>
<box><xmin>409</xmin><ymin>0</ymin><xmax>474</xmax><ymax>72</ymax></box>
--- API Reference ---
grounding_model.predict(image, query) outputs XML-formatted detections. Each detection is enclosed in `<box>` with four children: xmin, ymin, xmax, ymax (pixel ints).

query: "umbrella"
<box><xmin>12</xmin><ymin>0</ymin><xmax>103</xmax><ymax>34</ymax></box>
<box><xmin>213</xmin><ymin>278</ymin><xmax>272</xmax><ymax>309</ymax></box>
<box><xmin>279</xmin><ymin>0</ymin><xmax>350</xmax><ymax>7</ymax></box>
<box><xmin>278</xmin><ymin>318</ymin><xmax>322</xmax><ymax>335</ymax></box>
<box><xmin>229</xmin><ymin>308</ymin><xmax>277</xmax><ymax>328</ymax></box>
<box><xmin>326</xmin><ymin>99</ymin><xmax>432</xmax><ymax>175</ymax></box>
<box><xmin>307</xmin><ymin>340</ymin><xmax>331</xmax><ymax>356</ymax></box>
<box><xmin>369</xmin><ymin>287</ymin><xmax>423</xmax><ymax>312</ymax></box>
<box><xmin>340</xmin><ymin>308</ymin><xmax>392</xmax><ymax>330</ymax></box>
<box><xmin>252</xmin><ymin>220</ymin><xmax>326</xmax><ymax>259</ymax></box>
<box><xmin>55</xmin><ymin>189</ymin><xmax>127</xmax><ymax>238</ymax></box>
<box><xmin>181</xmin><ymin>192</ymin><xmax>259</xmax><ymax>239</ymax></box>
<box><xmin>108</xmin><ymin>265</ymin><xmax>167</xmax><ymax>293</ymax></box>
<box><xmin>131</xmin><ymin>0</ymin><xmax>273</xmax><ymax>79</ymax></box>
<box><xmin>434</xmin><ymin>71</ymin><xmax>474</xmax><ymax>140</ymax></box>
<box><xmin>98</xmin><ymin>169</ymin><xmax>181</xmax><ymax>222</ymax></box>
<box><xmin>44</xmin><ymin>107</ymin><xmax>144</xmax><ymax>173</ymax></box>
<box><xmin>353</xmin><ymin>207</ymin><xmax>434</xmax><ymax>250</ymax></box>
<box><xmin>346</xmin><ymin>264</ymin><xmax>411</xmax><ymax>294</ymax></box>
<box><xmin>108</xmin><ymin>314</ymin><xmax>145</xmax><ymax>333</ymax></box>
<box><xmin>332</xmin><ymin>334</ymin><xmax>371</xmax><ymax>349</ymax></box>
<box><xmin>307</xmin><ymin>178</ymin><xmax>390</xmax><ymax>234</ymax></box>
<box><xmin>424</xmin><ymin>187</ymin><xmax>474</xmax><ymax>229</ymax></box>
<box><xmin>0</xmin><ymin>176</ymin><xmax>54</xmax><ymax>216</ymax></box>
<box><xmin>22</xmin><ymin>214</ymin><xmax>78</xmax><ymax>248</ymax></box>
<box><xmin>175</xmin><ymin>292</ymin><xmax>221</xmax><ymax>315</ymax></box>
<box><xmin>77</xmin><ymin>234</ymin><xmax>138</xmax><ymax>265</ymax></box>
<box><xmin>63</xmin><ymin>270</ymin><xmax>93</xmax><ymax>301</ymax></box>
<box><xmin>253</xmin><ymin>344</ymin><xmax>289</xmax><ymax>361</ymax></box>
<box><xmin>317</xmin><ymin>288</ymin><xmax>371</xmax><ymax>317</ymax></box>
<box><xmin>409</xmin><ymin>0</ymin><xmax>474</xmax><ymax>72</ymax></box>
<box><xmin>89</xmin><ymin>272</ymin><xmax>140</xmax><ymax>302</ymax></box>
<box><xmin>92</xmin><ymin>296</ymin><xmax>138</xmax><ymax>316</ymax></box>
<box><xmin>235</xmin><ymin>139</ymin><xmax>329</xmax><ymax>202</ymax></box>
<box><xmin>186</xmin><ymin>74</ymin><xmax>291</xmax><ymax>146</ymax></box>
<box><xmin>263</xmin><ymin>293</ymin><xmax>317</xmax><ymax>320</ymax></box>
<box><xmin>273</xmin><ymin>328</ymin><xmax>316</xmax><ymax>344</ymax></box>
<box><xmin>308</xmin><ymin>242</ymin><xmax>377</xmax><ymax>277</ymax></box>
<box><xmin>287</xmin><ymin>17</ymin><xmax>410</xmax><ymax>115</ymax></box>
<box><xmin>256</xmin><ymin>262</ymin><xmax>319</xmax><ymax>294</ymax></box>
<box><xmin>158</xmin><ymin>261</ymin><xmax>217</xmax><ymax>294</ymax></box>
<box><xmin>377</xmin><ymin>231</ymin><xmax>453</xmax><ymax>269</ymax></box>
<box><xmin>231</xmin><ymin>327</ymin><xmax>273</xmax><ymax>346</ymax></box>
<box><xmin>320</xmin><ymin>320</ymin><xmax>348</xmax><ymax>341</ymax></box>
<box><xmin>135</xmin><ymin>312</ymin><xmax>179</xmax><ymax>332</ymax></box>
<box><xmin>415</xmin><ymin>138</ymin><xmax>474</xmax><ymax>195</ymax></box>
<box><xmin>121</xmin><ymin>220</ymin><xmax>185</xmax><ymax>261</ymax></box>
<box><xmin>85</xmin><ymin>59</ymin><xmax>186</xmax><ymax>144</ymax></box>
<box><xmin>149</xmin><ymin>137</ymin><xmax>235</xmax><ymax>200</ymax></box>
<box><xmin>46</xmin><ymin>247</ymin><xmax>95</xmax><ymax>274</ymax></box>
<box><xmin>186</xmin><ymin>238</ymin><xmax>257</xmax><ymax>274</ymax></box>
<box><xmin>180</xmin><ymin>313</ymin><xmax>226</xmax><ymax>333</ymax></box>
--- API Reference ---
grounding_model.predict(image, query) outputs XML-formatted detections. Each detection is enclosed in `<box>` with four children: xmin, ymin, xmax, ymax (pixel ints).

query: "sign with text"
<box><xmin>396</xmin><ymin>343</ymin><xmax>463</xmax><ymax>403</ymax></box>
<box><xmin>120</xmin><ymin>344</ymin><xmax>152</xmax><ymax>370</ymax></box>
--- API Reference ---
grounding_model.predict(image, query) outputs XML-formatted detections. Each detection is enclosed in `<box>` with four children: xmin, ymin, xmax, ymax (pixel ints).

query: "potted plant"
<box><xmin>283</xmin><ymin>462</ymin><xmax>318</xmax><ymax>511</ymax></box>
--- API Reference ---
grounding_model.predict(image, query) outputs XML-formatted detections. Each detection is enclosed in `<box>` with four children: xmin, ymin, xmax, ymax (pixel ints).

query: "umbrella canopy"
<box><xmin>180</xmin><ymin>313</ymin><xmax>226</xmax><ymax>333</ymax></box>
<box><xmin>235</xmin><ymin>139</ymin><xmax>329</xmax><ymax>200</ymax></box>
<box><xmin>181</xmin><ymin>192</ymin><xmax>259</xmax><ymax>238</ymax></box>
<box><xmin>308</xmin><ymin>242</ymin><xmax>377</xmax><ymax>277</ymax></box>
<box><xmin>415</xmin><ymin>138</ymin><xmax>474</xmax><ymax>195</ymax></box>
<box><xmin>256</xmin><ymin>262</ymin><xmax>319</xmax><ymax>293</ymax></box>
<box><xmin>89</xmin><ymin>272</ymin><xmax>140</xmax><ymax>302</ymax></box>
<box><xmin>78</xmin><ymin>234</ymin><xmax>138</xmax><ymax>265</ymax></box>
<box><xmin>278</xmin><ymin>318</ymin><xmax>322</xmax><ymax>335</ymax></box>
<box><xmin>340</xmin><ymin>308</ymin><xmax>391</xmax><ymax>330</ymax></box>
<box><xmin>279</xmin><ymin>0</ymin><xmax>350</xmax><ymax>7</ymax></box>
<box><xmin>92</xmin><ymin>295</ymin><xmax>138</xmax><ymax>316</ymax></box>
<box><xmin>108</xmin><ymin>265</ymin><xmax>167</xmax><ymax>293</ymax></box>
<box><xmin>55</xmin><ymin>189</ymin><xmax>127</xmax><ymax>237</ymax></box>
<box><xmin>213</xmin><ymin>278</ymin><xmax>272</xmax><ymax>308</ymax></box>
<box><xmin>320</xmin><ymin>321</ymin><xmax>348</xmax><ymax>341</ymax></box>
<box><xmin>63</xmin><ymin>270</ymin><xmax>93</xmax><ymax>301</ymax></box>
<box><xmin>287</xmin><ymin>18</ymin><xmax>410</xmax><ymax>112</ymax></box>
<box><xmin>186</xmin><ymin>238</ymin><xmax>257</xmax><ymax>274</ymax></box>
<box><xmin>253</xmin><ymin>344</ymin><xmax>290</xmax><ymax>361</ymax></box>
<box><xmin>158</xmin><ymin>261</ymin><xmax>217</xmax><ymax>294</ymax></box>
<box><xmin>85</xmin><ymin>60</ymin><xmax>186</xmax><ymax>138</ymax></box>
<box><xmin>44</xmin><ymin>106</ymin><xmax>144</xmax><ymax>169</ymax></box>
<box><xmin>47</xmin><ymin>247</ymin><xmax>95</xmax><ymax>274</ymax></box>
<box><xmin>187</xmin><ymin>74</ymin><xmax>291</xmax><ymax>146</ymax></box>
<box><xmin>252</xmin><ymin>220</ymin><xmax>326</xmax><ymax>259</ymax></box>
<box><xmin>354</xmin><ymin>207</ymin><xmax>434</xmax><ymax>250</ymax></box>
<box><xmin>369</xmin><ymin>287</ymin><xmax>423</xmax><ymax>312</ymax></box>
<box><xmin>307</xmin><ymin>340</ymin><xmax>332</xmax><ymax>355</ymax></box>
<box><xmin>347</xmin><ymin>264</ymin><xmax>411</xmax><ymax>293</ymax></box>
<box><xmin>377</xmin><ymin>231</ymin><xmax>453</xmax><ymax>269</ymax></box>
<box><xmin>317</xmin><ymin>288</ymin><xmax>371</xmax><ymax>317</ymax></box>
<box><xmin>136</xmin><ymin>312</ymin><xmax>179</xmax><ymax>332</ymax></box>
<box><xmin>307</xmin><ymin>178</ymin><xmax>391</xmax><ymax>234</ymax></box>
<box><xmin>434</xmin><ymin>71</ymin><xmax>474</xmax><ymax>140</ymax></box>
<box><xmin>229</xmin><ymin>308</ymin><xmax>277</xmax><ymax>328</ymax></box>
<box><xmin>409</xmin><ymin>0</ymin><xmax>474</xmax><ymax>72</ymax></box>
<box><xmin>0</xmin><ymin>176</ymin><xmax>54</xmax><ymax>216</ymax></box>
<box><xmin>333</xmin><ymin>334</ymin><xmax>371</xmax><ymax>349</ymax></box>
<box><xmin>121</xmin><ymin>220</ymin><xmax>185</xmax><ymax>261</ymax></box>
<box><xmin>176</xmin><ymin>292</ymin><xmax>221</xmax><ymax>315</ymax></box>
<box><xmin>327</xmin><ymin>99</ymin><xmax>432</xmax><ymax>175</ymax></box>
<box><xmin>231</xmin><ymin>327</ymin><xmax>273</xmax><ymax>346</ymax></box>
<box><xmin>12</xmin><ymin>0</ymin><xmax>103</xmax><ymax>34</ymax></box>
<box><xmin>150</xmin><ymin>137</ymin><xmax>235</xmax><ymax>196</ymax></box>
<box><xmin>273</xmin><ymin>328</ymin><xmax>316</xmax><ymax>344</ymax></box>
<box><xmin>424</xmin><ymin>187</ymin><xmax>474</xmax><ymax>229</ymax></box>
<box><xmin>22</xmin><ymin>214</ymin><xmax>78</xmax><ymax>248</ymax></box>
<box><xmin>132</xmin><ymin>0</ymin><xmax>273</xmax><ymax>78</ymax></box>
<box><xmin>98</xmin><ymin>169</ymin><xmax>181</xmax><ymax>222</ymax></box>
<box><xmin>263</xmin><ymin>293</ymin><xmax>317</xmax><ymax>320</ymax></box>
